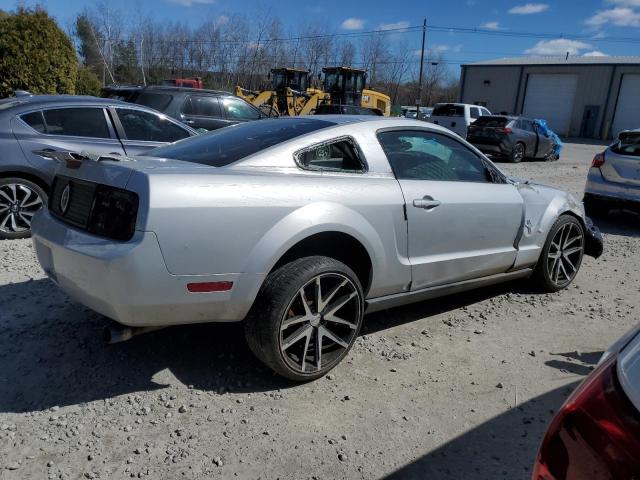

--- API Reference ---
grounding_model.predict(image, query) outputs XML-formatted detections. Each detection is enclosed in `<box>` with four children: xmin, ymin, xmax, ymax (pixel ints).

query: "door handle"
<box><xmin>184</xmin><ymin>120</ymin><xmax>195</xmax><ymax>125</ymax></box>
<box><xmin>413</xmin><ymin>196</ymin><xmax>441</xmax><ymax>210</ymax></box>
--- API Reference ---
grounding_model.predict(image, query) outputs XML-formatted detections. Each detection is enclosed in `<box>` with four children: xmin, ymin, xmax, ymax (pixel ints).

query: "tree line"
<box><xmin>1</xmin><ymin>4</ymin><xmax>460</xmax><ymax>106</ymax></box>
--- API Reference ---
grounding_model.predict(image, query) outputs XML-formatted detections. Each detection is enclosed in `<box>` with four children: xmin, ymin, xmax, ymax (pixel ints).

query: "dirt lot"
<box><xmin>1</xmin><ymin>141</ymin><xmax>639</xmax><ymax>480</ymax></box>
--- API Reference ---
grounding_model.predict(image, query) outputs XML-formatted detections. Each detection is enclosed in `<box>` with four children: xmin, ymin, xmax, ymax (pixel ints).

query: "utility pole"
<box><xmin>416</xmin><ymin>18</ymin><xmax>427</xmax><ymax>114</ymax></box>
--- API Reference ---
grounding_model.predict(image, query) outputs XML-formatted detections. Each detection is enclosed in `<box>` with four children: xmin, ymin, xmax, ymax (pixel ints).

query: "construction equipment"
<box><xmin>322</xmin><ymin>67</ymin><xmax>391</xmax><ymax>116</ymax></box>
<box><xmin>235</xmin><ymin>67</ymin><xmax>391</xmax><ymax>116</ymax></box>
<box><xmin>235</xmin><ymin>68</ymin><xmax>328</xmax><ymax>117</ymax></box>
<box><xmin>163</xmin><ymin>77</ymin><xmax>203</xmax><ymax>89</ymax></box>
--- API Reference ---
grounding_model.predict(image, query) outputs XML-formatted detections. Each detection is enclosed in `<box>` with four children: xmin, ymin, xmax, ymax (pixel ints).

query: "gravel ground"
<box><xmin>1</xmin><ymin>141</ymin><xmax>639</xmax><ymax>480</ymax></box>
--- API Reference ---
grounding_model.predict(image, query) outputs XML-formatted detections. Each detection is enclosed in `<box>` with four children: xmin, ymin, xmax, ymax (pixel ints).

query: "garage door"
<box><xmin>522</xmin><ymin>74</ymin><xmax>578</xmax><ymax>136</ymax></box>
<box><xmin>611</xmin><ymin>74</ymin><xmax>640</xmax><ymax>138</ymax></box>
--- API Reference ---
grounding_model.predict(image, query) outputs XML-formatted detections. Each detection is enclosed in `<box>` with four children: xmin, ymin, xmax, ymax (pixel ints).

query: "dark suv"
<box><xmin>102</xmin><ymin>86</ymin><xmax>266</xmax><ymax>131</ymax></box>
<box><xmin>466</xmin><ymin>115</ymin><xmax>556</xmax><ymax>163</ymax></box>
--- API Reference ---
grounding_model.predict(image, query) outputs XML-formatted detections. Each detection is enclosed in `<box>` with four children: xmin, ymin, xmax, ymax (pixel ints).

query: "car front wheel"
<box><xmin>0</xmin><ymin>178</ymin><xmax>47</xmax><ymax>240</ymax></box>
<box><xmin>534</xmin><ymin>215</ymin><xmax>585</xmax><ymax>292</ymax></box>
<box><xmin>244</xmin><ymin>256</ymin><xmax>364</xmax><ymax>382</ymax></box>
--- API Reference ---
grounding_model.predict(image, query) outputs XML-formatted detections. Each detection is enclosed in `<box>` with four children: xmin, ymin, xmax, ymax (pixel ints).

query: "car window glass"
<box><xmin>133</xmin><ymin>92</ymin><xmax>173</xmax><ymax>112</ymax></box>
<box><xmin>481</xmin><ymin>108</ymin><xmax>491</xmax><ymax>116</ymax></box>
<box><xmin>222</xmin><ymin>98</ymin><xmax>261</xmax><ymax>120</ymax></box>
<box><xmin>470</xmin><ymin>107</ymin><xmax>480</xmax><ymax>119</ymax></box>
<box><xmin>521</xmin><ymin>119</ymin><xmax>534</xmax><ymax>132</ymax></box>
<box><xmin>148</xmin><ymin>118</ymin><xmax>335</xmax><ymax>167</ymax></box>
<box><xmin>474</xmin><ymin>116</ymin><xmax>508</xmax><ymax>127</ymax></box>
<box><xmin>378</xmin><ymin>130</ymin><xmax>489</xmax><ymax>183</ymax></box>
<box><xmin>182</xmin><ymin>96</ymin><xmax>221</xmax><ymax>117</ymax></box>
<box><xmin>432</xmin><ymin>104</ymin><xmax>464</xmax><ymax>117</ymax></box>
<box><xmin>21</xmin><ymin>111</ymin><xmax>46</xmax><ymax>133</ymax></box>
<box><xmin>612</xmin><ymin>132</ymin><xmax>640</xmax><ymax>157</ymax></box>
<box><xmin>297</xmin><ymin>139</ymin><xmax>365</xmax><ymax>172</ymax></box>
<box><xmin>41</xmin><ymin>108</ymin><xmax>110</xmax><ymax>138</ymax></box>
<box><xmin>116</xmin><ymin>108</ymin><xmax>191</xmax><ymax>142</ymax></box>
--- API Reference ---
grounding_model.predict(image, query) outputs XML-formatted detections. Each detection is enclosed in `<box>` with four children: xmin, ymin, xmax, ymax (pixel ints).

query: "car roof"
<box><xmin>0</xmin><ymin>94</ymin><xmax>130</xmax><ymax>110</ymax></box>
<box><xmin>104</xmin><ymin>85</ymin><xmax>232</xmax><ymax>96</ymax></box>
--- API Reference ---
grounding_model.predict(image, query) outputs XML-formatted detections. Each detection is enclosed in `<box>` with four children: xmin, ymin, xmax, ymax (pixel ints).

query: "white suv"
<box><xmin>429</xmin><ymin>103</ymin><xmax>491</xmax><ymax>137</ymax></box>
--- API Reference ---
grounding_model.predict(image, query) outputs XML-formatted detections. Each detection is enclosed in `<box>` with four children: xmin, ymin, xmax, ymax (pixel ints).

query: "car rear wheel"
<box><xmin>244</xmin><ymin>256</ymin><xmax>364</xmax><ymax>382</ymax></box>
<box><xmin>510</xmin><ymin>142</ymin><xmax>525</xmax><ymax>163</ymax></box>
<box><xmin>0</xmin><ymin>178</ymin><xmax>47</xmax><ymax>240</ymax></box>
<box><xmin>534</xmin><ymin>215</ymin><xmax>585</xmax><ymax>292</ymax></box>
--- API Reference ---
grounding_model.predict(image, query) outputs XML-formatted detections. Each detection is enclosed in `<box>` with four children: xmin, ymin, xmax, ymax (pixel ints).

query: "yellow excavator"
<box><xmin>235</xmin><ymin>68</ymin><xmax>328</xmax><ymax>116</ymax></box>
<box><xmin>321</xmin><ymin>66</ymin><xmax>391</xmax><ymax>116</ymax></box>
<box><xmin>235</xmin><ymin>66</ymin><xmax>391</xmax><ymax>116</ymax></box>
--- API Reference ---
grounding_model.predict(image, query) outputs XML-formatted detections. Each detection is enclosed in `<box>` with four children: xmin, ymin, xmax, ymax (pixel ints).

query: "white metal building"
<box><xmin>459</xmin><ymin>56</ymin><xmax>640</xmax><ymax>139</ymax></box>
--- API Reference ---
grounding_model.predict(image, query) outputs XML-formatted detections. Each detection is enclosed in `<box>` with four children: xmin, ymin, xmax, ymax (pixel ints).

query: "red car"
<box><xmin>533</xmin><ymin>324</ymin><xmax>640</xmax><ymax>479</ymax></box>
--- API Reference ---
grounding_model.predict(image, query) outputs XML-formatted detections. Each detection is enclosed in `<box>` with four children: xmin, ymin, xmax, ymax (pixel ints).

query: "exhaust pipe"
<box><xmin>104</xmin><ymin>324</ymin><xmax>165</xmax><ymax>344</ymax></box>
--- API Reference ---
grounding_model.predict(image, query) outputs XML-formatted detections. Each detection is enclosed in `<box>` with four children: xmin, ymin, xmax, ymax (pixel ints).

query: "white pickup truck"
<box><xmin>429</xmin><ymin>103</ymin><xmax>492</xmax><ymax>137</ymax></box>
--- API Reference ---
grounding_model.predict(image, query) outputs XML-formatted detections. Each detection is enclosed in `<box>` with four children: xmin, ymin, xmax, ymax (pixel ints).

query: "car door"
<box><xmin>518</xmin><ymin>119</ymin><xmax>538</xmax><ymax>156</ymax></box>
<box><xmin>179</xmin><ymin>95</ymin><xmax>231</xmax><ymax>131</ymax></box>
<box><xmin>111</xmin><ymin>107</ymin><xmax>193</xmax><ymax>155</ymax></box>
<box><xmin>532</xmin><ymin>121</ymin><xmax>554</xmax><ymax>158</ymax></box>
<box><xmin>377</xmin><ymin>128</ymin><xmax>524</xmax><ymax>290</ymax></box>
<box><xmin>14</xmin><ymin>106</ymin><xmax>125</xmax><ymax>180</ymax></box>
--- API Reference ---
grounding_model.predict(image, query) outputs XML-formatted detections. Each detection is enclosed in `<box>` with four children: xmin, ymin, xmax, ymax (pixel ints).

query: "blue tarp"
<box><xmin>535</xmin><ymin>119</ymin><xmax>563</xmax><ymax>158</ymax></box>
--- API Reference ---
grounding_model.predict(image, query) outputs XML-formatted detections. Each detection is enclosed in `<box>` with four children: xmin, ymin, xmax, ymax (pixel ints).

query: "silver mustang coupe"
<box><xmin>31</xmin><ymin>117</ymin><xmax>603</xmax><ymax>381</ymax></box>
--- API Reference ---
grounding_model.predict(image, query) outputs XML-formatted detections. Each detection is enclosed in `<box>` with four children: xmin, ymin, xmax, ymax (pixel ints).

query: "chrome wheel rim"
<box><xmin>514</xmin><ymin>144</ymin><xmax>524</xmax><ymax>161</ymax></box>
<box><xmin>279</xmin><ymin>273</ymin><xmax>361</xmax><ymax>375</ymax></box>
<box><xmin>547</xmin><ymin>222</ymin><xmax>584</xmax><ymax>287</ymax></box>
<box><xmin>0</xmin><ymin>183</ymin><xmax>43</xmax><ymax>234</ymax></box>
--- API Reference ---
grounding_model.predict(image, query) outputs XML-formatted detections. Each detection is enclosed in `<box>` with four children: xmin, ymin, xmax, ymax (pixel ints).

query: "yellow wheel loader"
<box><xmin>322</xmin><ymin>67</ymin><xmax>391</xmax><ymax>116</ymax></box>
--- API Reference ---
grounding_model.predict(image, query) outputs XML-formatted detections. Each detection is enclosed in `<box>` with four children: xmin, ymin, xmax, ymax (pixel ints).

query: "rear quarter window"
<box><xmin>133</xmin><ymin>92</ymin><xmax>173</xmax><ymax>112</ymax></box>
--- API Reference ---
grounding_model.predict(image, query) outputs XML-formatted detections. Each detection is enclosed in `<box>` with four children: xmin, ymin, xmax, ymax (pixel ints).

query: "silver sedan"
<box><xmin>584</xmin><ymin>129</ymin><xmax>640</xmax><ymax>215</ymax></box>
<box><xmin>31</xmin><ymin>117</ymin><xmax>603</xmax><ymax>381</ymax></box>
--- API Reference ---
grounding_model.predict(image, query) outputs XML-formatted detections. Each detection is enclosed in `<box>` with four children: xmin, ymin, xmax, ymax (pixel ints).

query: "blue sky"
<box><xmin>2</xmin><ymin>0</ymin><xmax>640</xmax><ymax>70</ymax></box>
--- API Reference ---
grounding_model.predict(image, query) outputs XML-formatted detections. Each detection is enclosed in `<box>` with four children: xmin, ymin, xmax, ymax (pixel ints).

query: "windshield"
<box><xmin>612</xmin><ymin>132</ymin><xmax>640</xmax><ymax>157</ymax></box>
<box><xmin>473</xmin><ymin>116</ymin><xmax>509</xmax><ymax>127</ymax></box>
<box><xmin>432</xmin><ymin>104</ymin><xmax>464</xmax><ymax>117</ymax></box>
<box><xmin>147</xmin><ymin>118</ymin><xmax>336</xmax><ymax>167</ymax></box>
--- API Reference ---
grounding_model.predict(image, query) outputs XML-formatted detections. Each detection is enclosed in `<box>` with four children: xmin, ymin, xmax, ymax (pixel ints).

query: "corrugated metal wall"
<box><xmin>460</xmin><ymin>63</ymin><xmax>640</xmax><ymax>138</ymax></box>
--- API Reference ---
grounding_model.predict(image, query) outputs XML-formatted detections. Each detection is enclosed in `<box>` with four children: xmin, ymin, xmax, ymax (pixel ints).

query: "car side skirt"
<box><xmin>365</xmin><ymin>268</ymin><xmax>533</xmax><ymax>314</ymax></box>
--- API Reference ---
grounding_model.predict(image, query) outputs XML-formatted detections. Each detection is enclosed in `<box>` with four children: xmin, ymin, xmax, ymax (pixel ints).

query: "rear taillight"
<box><xmin>592</xmin><ymin>152</ymin><xmax>605</xmax><ymax>168</ymax></box>
<box><xmin>500</xmin><ymin>127</ymin><xmax>512</xmax><ymax>134</ymax></box>
<box><xmin>88</xmin><ymin>186</ymin><xmax>139</xmax><ymax>241</ymax></box>
<box><xmin>532</xmin><ymin>355</ymin><xmax>640</xmax><ymax>480</ymax></box>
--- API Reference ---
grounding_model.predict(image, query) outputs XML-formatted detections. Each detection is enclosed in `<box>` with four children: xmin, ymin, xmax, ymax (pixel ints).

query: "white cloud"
<box><xmin>524</xmin><ymin>38</ymin><xmax>592</xmax><ymax>55</ymax></box>
<box><xmin>341</xmin><ymin>18</ymin><xmax>365</xmax><ymax>30</ymax></box>
<box><xmin>585</xmin><ymin>7</ymin><xmax>640</xmax><ymax>27</ymax></box>
<box><xmin>583</xmin><ymin>50</ymin><xmax>609</xmax><ymax>56</ymax></box>
<box><xmin>509</xmin><ymin>3</ymin><xmax>549</xmax><ymax>14</ymax></box>
<box><xmin>165</xmin><ymin>0</ymin><xmax>215</xmax><ymax>6</ymax></box>
<box><xmin>377</xmin><ymin>21</ymin><xmax>410</xmax><ymax>31</ymax></box>
<box><xmin>480</xmin><ymin>21</ymin><xmax>502</xmax><ymax>30</ymax></box>
<box><xmin>607</xmin><ymin>0</ymin><xmax>640</xmax><ymax>6</ymax></box>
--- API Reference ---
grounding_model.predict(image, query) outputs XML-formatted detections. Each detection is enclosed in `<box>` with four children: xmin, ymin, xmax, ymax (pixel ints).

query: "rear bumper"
<box><xmin>585</xmin><ymin>167</ymin><xmax>640</xmax><ymax>204</ymax></box>
<box><xmin>468</xmin><ymin>140</ymin><xmax>511</xmax><ymax>156</ymax></box>
<box><xmin>31</xmin><ymin>209</ymin><xmax>264</xmax><ymax>327</ymax></box>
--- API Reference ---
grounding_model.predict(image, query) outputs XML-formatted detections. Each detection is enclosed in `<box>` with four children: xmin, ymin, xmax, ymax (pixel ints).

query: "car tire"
<box><xmin>510</xmin><ymin>142</ymin><xmax>525</xmax><ymax>163</ymax></box>
<box><xmin>0</xmin><ymin>177</ymin><xmax>47</xmax><ymax>240</ymax></box>
<box><xmin>583</xmin><ymin>194</ymin><xmax>608</xmax><ymax>218</ymax></box>
<box><xmin>533</xmin><ymin>214</ymin><xmax>585</xmax><ymax>292</ymax></box>
<box><xmin>244</xmin><ymin>256</ymin><xmax>364</xmax><ymax>382</ymax></box>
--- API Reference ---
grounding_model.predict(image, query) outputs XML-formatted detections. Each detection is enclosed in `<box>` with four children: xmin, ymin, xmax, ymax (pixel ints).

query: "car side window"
<box><xmin>470</xmin><ymin>107</ymin><xmax>481</xmax><ymax>119</ymax></box>
<box><xmin>35</xmin><ymin>108</ymin><xmax>110</xmax><ymax>138</ymax></box>
<box><xmin>182</xmin><ymin>96</ymin><xmax>222</xmax><ymax>117</ymax></box>
<box><xmin>221</xmin><ymin>98</ymin><xmax>261</xmax><ymax>120</ymax></box>
<box><xmin>480</xmin><ymin>107</ymin><xmax>491</xmax><ymax>116</ymax></box>
<box><xmin>378</xmin><ymin>130</ymin><xmax>490</xmax><ymax>183</ymax></box>
<box><xmin>521</xmin><ymin>119</ymin><xmax>534</xmax><ymax>132</ymax></box>
<box><xmin>20</xmin><ymin>111</ymin><xmax>46</xmax><ymax>133</ymax></box>
<box><xmin>116</xmin><ymin>108</ymin><xmax>191</xmax><ymax>143</ymax></box>
<box><xmin>296</xmin><ymin>138</ymin><xmax>366</xmax><ymax>173</ymax></box>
